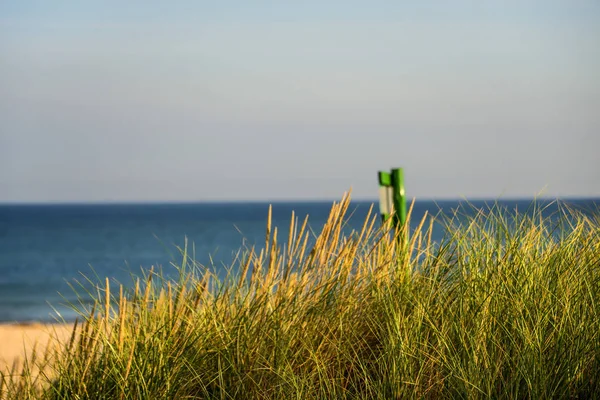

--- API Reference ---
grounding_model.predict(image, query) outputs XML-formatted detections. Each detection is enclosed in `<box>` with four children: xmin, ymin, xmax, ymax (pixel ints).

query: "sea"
<box><xmin>1</xmin><ymin>198</ymin><xmax>598</xmax><ymax>323</ymax></box>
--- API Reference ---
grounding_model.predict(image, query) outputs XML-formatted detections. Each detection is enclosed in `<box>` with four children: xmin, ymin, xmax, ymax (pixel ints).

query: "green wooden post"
<box><xmin>391</xmin><ymin>168</ymin><xmax>407</xmax><ymax>227</ymax></box>
<box><xmin>378</xmin><ymin>171</ymin><xmax>392</xmax><ymax>223</ymax></box>
<box><xmin>378</xmin><ymin>167</ymin><xmax>406</xmax><ymax>228</ymax></box>
<box><xmin>379</xmin><ymin>167</ymin><xmax>408</xmax><ymax>251</ymax></box>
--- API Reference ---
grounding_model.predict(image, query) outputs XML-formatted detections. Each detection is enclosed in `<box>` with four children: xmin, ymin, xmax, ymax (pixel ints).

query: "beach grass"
<box><xmin>2</xmin><ymin>193</ymin><xmax>599</xmax><ymax>399</ymax></box>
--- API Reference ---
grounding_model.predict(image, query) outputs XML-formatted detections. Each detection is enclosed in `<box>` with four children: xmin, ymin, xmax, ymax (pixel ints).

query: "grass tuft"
<box><xmin>3</xmin><ymin>193</ymin><xmax>599</xmax><ymax>399</ymax></box>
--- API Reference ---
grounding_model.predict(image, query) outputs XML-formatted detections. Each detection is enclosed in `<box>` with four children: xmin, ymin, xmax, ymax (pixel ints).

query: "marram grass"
<box><xmin>2</xmin><ymin>194</ymin><xmax>599</xmax><ymax>399</ymax></box>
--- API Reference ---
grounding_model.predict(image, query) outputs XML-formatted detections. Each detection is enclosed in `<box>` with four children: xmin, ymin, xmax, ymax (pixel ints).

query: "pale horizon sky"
<box><xmin>1</xmin><ymin>1</ymin><xmax>599</xmax><ymax>202</ymax></box>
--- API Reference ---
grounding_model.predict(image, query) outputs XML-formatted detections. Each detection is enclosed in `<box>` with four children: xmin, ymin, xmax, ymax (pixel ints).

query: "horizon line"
<box><xmin>1</xmin><ymin>195</ymin><xmax>599</xmax><ymax>206</ymax></box>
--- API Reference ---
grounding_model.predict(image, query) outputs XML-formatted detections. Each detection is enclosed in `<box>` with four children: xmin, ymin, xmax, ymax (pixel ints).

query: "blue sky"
<box><xmin>1</xmin><ymin>1</ymin><xmax>599</xmax><ymax>202</ymax></box>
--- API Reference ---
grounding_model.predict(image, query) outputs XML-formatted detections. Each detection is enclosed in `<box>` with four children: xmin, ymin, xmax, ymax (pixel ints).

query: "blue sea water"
<box><xmin>0</xmin><ymin>198</ymin><xmax>598</xmax><ymax>323</ymax></box>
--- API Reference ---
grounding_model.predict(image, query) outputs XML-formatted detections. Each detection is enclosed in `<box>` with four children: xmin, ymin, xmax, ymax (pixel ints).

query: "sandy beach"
<box><xmin>0</xmin><ymin>323</ymin><xmax>75</xmax><ymax>373</ymax></box>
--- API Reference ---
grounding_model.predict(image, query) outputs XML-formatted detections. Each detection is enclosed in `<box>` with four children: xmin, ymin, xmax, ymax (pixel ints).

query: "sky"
<box><xmin>1</xmin><ymin>1</ymin><xmax>599</xmax><ymax>202</ymax></box>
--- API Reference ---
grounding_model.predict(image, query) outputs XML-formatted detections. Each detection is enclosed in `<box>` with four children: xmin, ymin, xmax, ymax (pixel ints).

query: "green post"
<box><xmin>378</xmin><ymin>167</ymin><xmax>407</xmax><ymax>228</ymax></box>
<box><xmin>378</xmin><ymin>171</ymin><xmax>392</xmax><ymax>223</ymax></box>
<box><xmin>378</xmin><ymin>167</ymin><xmax>408</xmax><ymax>251</ymax></box>
<box><xmin>391</xmin><ymin>168</ymin><xmax>406</xmax><ymax>227</ymax></box>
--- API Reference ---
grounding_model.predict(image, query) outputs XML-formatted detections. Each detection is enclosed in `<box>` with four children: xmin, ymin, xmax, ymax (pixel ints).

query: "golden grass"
<box><xmin>2</xmin><ymin>193</ymin><xmax>599</xmax><ymax>399</ymax></box>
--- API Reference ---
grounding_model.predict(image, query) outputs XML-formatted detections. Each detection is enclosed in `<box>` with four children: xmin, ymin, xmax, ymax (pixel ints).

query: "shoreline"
<box><xmin>0</xmin><ymin>322</ymin><xmax>75</xmax><ymax>373</ymax></box>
